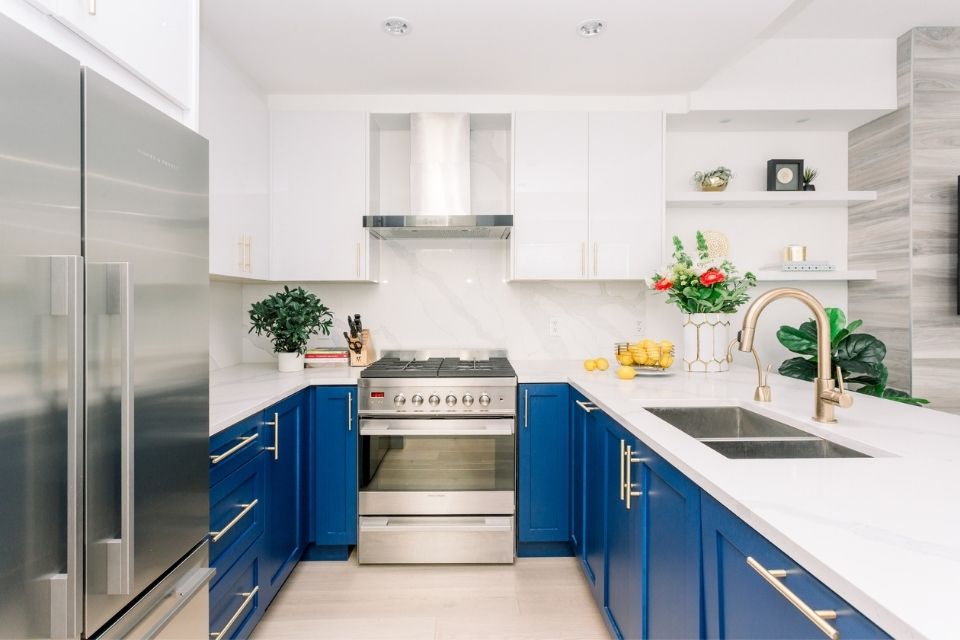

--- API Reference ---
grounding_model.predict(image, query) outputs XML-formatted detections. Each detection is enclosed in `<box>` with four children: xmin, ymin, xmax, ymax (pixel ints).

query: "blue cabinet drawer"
<box><xmin>702</xmin><ymin>494</ymin><xmax>890</xmax><ymax>639</ymax></box>
<box><xmin>209</xmin><ymin>537</ymin><xmax>265</xmax><ymax>640</ymax></box>
<box><xmin>210</xmin><ymin>413</ymin><xmax>266</xmax><ymax>486</ymax></box>
<box><xmin>210</xmin><ymin>453</ymin><xmax>267</xmax><ymax>583</ymax></box>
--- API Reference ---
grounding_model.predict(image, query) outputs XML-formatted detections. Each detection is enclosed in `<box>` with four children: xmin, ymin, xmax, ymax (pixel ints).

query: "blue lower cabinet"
<box><xmin>569</xmin><ymin>390</ymin><xmax>593</xmax><ymax>558</ymax></box>
<box><xmin>210</xmin><ymin>453</ymin><xmax>267</xmax><ymax>583</ymax></box>
<box><xmin>209</xmin><ymin>536</ymin><xmax>265</xmax><ymax>640</ymax></box>
<box><xmin>210</xmin><ymin>412</ymin><xmax>265</xmax><ymax>487</ymax></box>
<box><xmin>582</xmin><ymin>400</ymin><xmax>607</xmax><ymax>608</ymax></box>
<box><xmin>702</xmin><ymin>493</ymin><xmax>890</xmax><ymax>639</ymax></box>
<box><xmin>518</xmin><ymin>384</ymin><xmax>571</xmax><ymax>554</ymax></box>
<box><xmin>601</xmin><ymin>414</ymin><xmax>642</xmax><ymax>640</ymax></box>
<box><xmin>262</xmin><ymin>392</ymin><xmax>308</xmax><ymax>603</ymax></box>
<box><xmin>309</xmin><ymin>386</ymin><xmax>358</xmax><ymax>556</ymax></box>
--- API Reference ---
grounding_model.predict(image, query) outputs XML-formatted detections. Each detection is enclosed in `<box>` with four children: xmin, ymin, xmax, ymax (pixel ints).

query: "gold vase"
<box><xmin>699</xmin><ymin>177</ymin><xmax>728</xmax><ymax>192</ymax></box>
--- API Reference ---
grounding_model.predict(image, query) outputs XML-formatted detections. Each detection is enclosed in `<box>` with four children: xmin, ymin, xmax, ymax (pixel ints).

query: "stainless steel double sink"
<box><xmin>645</xmin><ymin>407</ymin><xmax>870</xmax><ymax>459</ymax></box>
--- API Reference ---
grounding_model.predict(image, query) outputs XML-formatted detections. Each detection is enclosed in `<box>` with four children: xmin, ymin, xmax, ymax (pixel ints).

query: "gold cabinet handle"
<box><xmin>88</xmin><ymin>0</ymin><xmax>96</xmax><ymax>15</ymax></box>
<box><xmin>593</xmin><ymin>241</ymin><xmax>598</xmax><ymax>276</ymax></box>
<box><xmin>209</xmin><ymin>586</ymin><xmax>259</xmax><ymax>640</ymax></box>
<box><xmin>237</xmin><ymin>235</ymin><xmax>245</xmax><ymax>272</ymax></box>
<box><xmin>746</xmin><ymin>557</ymin><xmax>840</xmax><ymax>640</ymax></box>
<box><xmin>209</xmin><ymin>499</ymin><xmax>258</xmax><ymax>543</ymax></box>
<box><xmin>210</xmin><ymin>433</ymin><xmax>259</xmax><ymax>465</ymax></box>
<box><xmin>618</xmin><ymin>439</ymin><xmax>625</xmax><ymax>501</ymax></box>
<box><xmin>625</xmin><ymin>445</ymin><xmax>642</xmax><ymax>510</ymax></box>
<box><xmin>575</xmin><ymin>400</ymin><xmax>596</xmax><ymax>413</ymax></box>
<box><xmin>581</xmin><ymin>242</ymin><xmax>586</xmax><ymax>277</ymax></box>
<box><xmin>356</xmin><ymin>242</ymin><xmax>362</xmax><ymax>278</ymax></box>
<box><xmin>264</xmin><ymin>413</ymin><xmax>279</xmax><ymax>461</ymax></box>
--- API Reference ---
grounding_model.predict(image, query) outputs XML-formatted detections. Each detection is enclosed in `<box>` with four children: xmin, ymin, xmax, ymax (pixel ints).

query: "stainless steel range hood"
<box><xmin>363</xmin><ymin>113</ymin><xmax>513</xmax><ymax>239</ymax></box>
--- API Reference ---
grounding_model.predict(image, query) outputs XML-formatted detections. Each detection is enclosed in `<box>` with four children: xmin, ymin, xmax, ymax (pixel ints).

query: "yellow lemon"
<box><xmin>659</xmin><ymin>354</ymin><xmax>674</xmax><ymax>369</ymax></box>
<box><xmin>640</xmin><ymin>338</ymin><xmax>655</xmax><ymax>348</ymax></box>
<box><xmin>583</xmin><ymin>359</ymin><xmax>597</xmax><ymax>371</ymax></box>
<box><xmin>616</xmin><ymin>365</ymin><xmax>637</xmax><ymax>380</ymax></box>
<box><xmin>633</xmin><ymin>352</ymin><xmax>649</xmax><ymax>366</ymax></box>
<box><xmin>595</xmin><ymin>357</ymin><xmax>610</xmax><ymax>371</ymax></box>
<box><xmin>659</xmin><ymin>339</ymin><xmax>674</xmax><ymax>352</ymax></box>
<box><xmin>616</xmin><ymin>352</ymin><xmax>634</xmax><ymax>366</ymax></box>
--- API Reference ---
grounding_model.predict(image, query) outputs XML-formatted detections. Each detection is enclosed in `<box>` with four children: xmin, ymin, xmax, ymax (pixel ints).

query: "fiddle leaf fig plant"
<box><xmin>777</xmin><ymin>308</ymin><xmax>929</xmax><ymax>406</ymax></box>
<box><xmin>248</xmin><ymin>286</ymin><xmax>333</xmax><ymax>355</ymax></box>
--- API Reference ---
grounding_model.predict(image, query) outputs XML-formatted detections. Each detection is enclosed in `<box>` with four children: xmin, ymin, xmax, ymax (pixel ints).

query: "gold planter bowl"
<box><xmin>699</xmin><ymin>177</ymin><xmax>729</xmax><ymax>192</ymax></box>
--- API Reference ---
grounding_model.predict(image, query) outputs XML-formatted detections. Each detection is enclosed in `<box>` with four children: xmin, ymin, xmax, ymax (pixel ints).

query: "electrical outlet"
<box><xmin>549</xmin><ymin>318</ymin><xmax>561</xmax><ymax>337</ymax></box>
<box><xmin>635</xmin><ymin>319</ymin><xmax>645</xmax><ymax>336</ymax></box>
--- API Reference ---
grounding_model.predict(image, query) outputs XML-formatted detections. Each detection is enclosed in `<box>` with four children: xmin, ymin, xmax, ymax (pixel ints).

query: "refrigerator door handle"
<box><xmin>47</xmin><ymin>256</ymin><xmax>83</xmax><ymax>639</ymax></box>
<box><xmin>105</xmin><ymin>262</ymin><xmax>134</xmax><ymax>596</ymax></box>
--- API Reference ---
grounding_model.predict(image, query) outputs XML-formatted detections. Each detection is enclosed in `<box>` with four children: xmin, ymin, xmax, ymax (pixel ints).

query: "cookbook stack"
<box><xmin>305</xmin><ymin>347</ymin><xmax>350</xmax><ymax>367</ymax></box>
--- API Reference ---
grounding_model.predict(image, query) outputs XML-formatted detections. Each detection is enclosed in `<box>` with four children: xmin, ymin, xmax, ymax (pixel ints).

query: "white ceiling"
<box><xmin>201</xmin><ymin>0</ymin><xmax>960</xmax><ymax>96</ymax></box>
<box><xmin>200</xmin><ymin>0</ymin><xmax>794</xmax><ymax>95</ymax></box>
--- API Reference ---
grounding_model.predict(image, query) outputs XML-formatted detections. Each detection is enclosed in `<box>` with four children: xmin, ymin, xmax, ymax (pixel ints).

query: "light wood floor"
<box><xmin>251</xmin><ymin>553</ymin><xmax>610</xmax><ymax>640</ymax></box>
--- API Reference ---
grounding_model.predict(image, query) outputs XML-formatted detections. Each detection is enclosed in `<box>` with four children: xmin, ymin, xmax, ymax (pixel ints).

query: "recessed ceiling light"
<box><xmin>796</xmin><ymin>117</ymin><xmax>811</xmax><ymax>123</ymax></box>
<box><xmin>719</xmin><ymin>118</ymin><xmax>733</xmax><ymax>124</ymax></box>
<box><xmin>383</xmin><ymin>17</ymin><xmax>410</xmax><ymax>35</ymax></box>
<box><xmin>578</xmin><ymin>19</ymin><xmax>606</xmax><ymax>38</ymax></box>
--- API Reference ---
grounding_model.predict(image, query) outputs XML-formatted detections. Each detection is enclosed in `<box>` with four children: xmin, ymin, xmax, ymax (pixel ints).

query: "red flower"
<box><xmin>654</xmin><ymin>278</ymin><xmax>674</xmax><ymax>291</ymax></box>
<box><xmin>699</xmin><ymin>269</ymin><xmax>726</xmax><ymax>286</ymax></box>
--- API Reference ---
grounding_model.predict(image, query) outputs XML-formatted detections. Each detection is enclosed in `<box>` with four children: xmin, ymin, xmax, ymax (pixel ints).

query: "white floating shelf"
<box><xmin>755</xmin><ymin>270</ymin><xmax>878</xmax><ymax>282</ymax></box>
<box><xmin>666</xmin><ymin>191</ymin><xmax>877</xmax><ymax>209</ymax></box>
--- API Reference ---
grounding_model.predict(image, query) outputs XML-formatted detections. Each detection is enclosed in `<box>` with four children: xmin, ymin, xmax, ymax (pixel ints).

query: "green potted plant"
<box><xmin>692</xmin><ymin>166</ymin><xmax>734</xmax><ymax>192</ymax></box>
<box><xmin>777</xmin><ymin>308</ymin><xmax>928</xmax><ymax>406</ymax></box>
<box><xmin>648</xmin><ymin>232</ymin><xmax>757</xmax><ymax>372</ymax></box>
<box><xmin>802</xmin><ymin>167</ymin><xmax>818</xmax><ymax>191</ymax></box>
<box><xmin>249</xmin><ymin>286</ymin><xmax>334</xmax><ymax>372</ymax></box>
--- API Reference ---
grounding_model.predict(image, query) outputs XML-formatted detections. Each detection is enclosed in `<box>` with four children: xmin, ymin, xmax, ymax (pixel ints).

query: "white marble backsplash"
<box><xmin>238</xmin><ymin>239</ymin><xmax>646</xmax><ymax>363</ymax></box>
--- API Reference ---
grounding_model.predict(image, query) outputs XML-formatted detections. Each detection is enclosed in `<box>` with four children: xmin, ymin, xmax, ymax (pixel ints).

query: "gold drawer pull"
<box><xmin>210</xmin><ymin>586</ymin><xmax>259</xmax><ymax>640</ymax></box>
<box><xmin>209</xmin><ymin>499</ymin><xmax>258</xmax><ymax>543</ymax></box>
<box><xmin>210</xmin><ymin>433</ymin><xmax>259</xmax><ymax>465</ymax></box>
<box><xmin>746</xmin><ymin>556</ymin><xmax>840</xmax><ymax>640</ymax></box>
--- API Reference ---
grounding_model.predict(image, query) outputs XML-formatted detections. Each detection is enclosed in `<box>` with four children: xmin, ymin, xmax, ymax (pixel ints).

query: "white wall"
<box><xmin>210</xmin><ymin>281</ymin><xmax>245</xmax><ymax>369</ymax></box>
<box><xmin>655</xmin><ymin>130</ymin><xmax>852</xmax><ymax>367</ymax></box>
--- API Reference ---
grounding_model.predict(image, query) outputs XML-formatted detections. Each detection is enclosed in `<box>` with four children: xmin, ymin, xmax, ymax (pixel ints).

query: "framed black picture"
<box><xmin>767</xmin><ymin>159</ymin><xmax>804</xmax><ymax>191</ymax></box>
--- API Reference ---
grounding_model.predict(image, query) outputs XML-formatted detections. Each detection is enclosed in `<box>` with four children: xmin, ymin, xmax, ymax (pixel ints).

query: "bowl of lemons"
<box><xmin>614</xmin><ymin>340</ymin><xmax>675</xmax><ymax>377</ymax></box>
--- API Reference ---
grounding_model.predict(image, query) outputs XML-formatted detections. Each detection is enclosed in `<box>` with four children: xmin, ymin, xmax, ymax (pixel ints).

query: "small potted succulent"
<box><xmin>692</xmin><ymin>166</ymin><xmax>733</xmax><ymax>192</ymax></box>
<box><xmin>249</xmin><ymin>286</ymin><xmax>334</xmax><ymax>372</ymax></box>
<box><xmin>802</xmin><ymin>167</ymin><xmax>818</xmax><ymax>191</ymax></box>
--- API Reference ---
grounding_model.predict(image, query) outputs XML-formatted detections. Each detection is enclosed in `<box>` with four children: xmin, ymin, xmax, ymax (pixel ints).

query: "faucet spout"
<box><xmin>737</xmin><ymin>288</ymin><xmax>851</xmax><ymax>423</ymax></box>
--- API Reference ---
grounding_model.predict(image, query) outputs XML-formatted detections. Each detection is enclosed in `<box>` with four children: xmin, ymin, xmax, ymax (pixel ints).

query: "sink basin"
<box><xmin>701</xmin><ymin>439</ymin><xmax>870</xmax><ymax>459</ymax></box>
<box><xmin>646</xmin><ymin>406</ymin><xmax>872</xmax><ymax>459</ymax></box>
<box><xmin>645</xmin><ymin>406</ymin><xmax>811</xmax><ymax>439</ymax></box>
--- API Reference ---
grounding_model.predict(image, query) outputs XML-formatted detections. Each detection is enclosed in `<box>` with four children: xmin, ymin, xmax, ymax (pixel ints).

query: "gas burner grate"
<box><xmin>361</xmin><ymin>356</ymin><xmax>516</xmax><ymax>378</ymax></box>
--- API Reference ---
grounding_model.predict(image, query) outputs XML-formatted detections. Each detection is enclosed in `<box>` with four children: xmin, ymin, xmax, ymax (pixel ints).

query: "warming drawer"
<box><xmin>358</xmin><ymin>516</ymin><xmax>515</xmax><ymax>564</ymax></box>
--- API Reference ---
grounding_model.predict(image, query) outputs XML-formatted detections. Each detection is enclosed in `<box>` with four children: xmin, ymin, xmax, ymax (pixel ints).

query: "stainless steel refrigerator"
<box><xmin>0</xmin><ymin>14</ymin><xmax>212</xmax><ymax>639</ymax></box>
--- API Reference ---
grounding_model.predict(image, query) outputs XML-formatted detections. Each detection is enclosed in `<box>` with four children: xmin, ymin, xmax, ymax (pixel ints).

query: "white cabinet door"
<box><xmin>513</xmin><ymin>111</ymin><xmax>589</xmax><ymax>280</ymax></box>
<box><xmin>270</xmin><ymin>110</ymin><xmax>372</xmax><ymax>282</ymax></box>
<box><xmin>588</xmin><ymin>112</ymin><xmax>664</xmax><ymax>280</ymax></box>
<box><xmin>52</xmin><ymin>0</ymin><xmax>195</xmax><ymax>107</ymax></box>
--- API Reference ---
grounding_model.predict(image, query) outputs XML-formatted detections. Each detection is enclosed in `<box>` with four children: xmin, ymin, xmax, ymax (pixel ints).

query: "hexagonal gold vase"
<box><xmin>681</xmin><ymin>313</ymin><xmax>733</xmax><ymax>373</ymax></box>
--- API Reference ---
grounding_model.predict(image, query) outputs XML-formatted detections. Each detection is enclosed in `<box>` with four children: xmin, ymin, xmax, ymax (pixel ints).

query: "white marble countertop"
<box><xmin>210</xmin><ymin>360</ymin><xmax>960</xmax><ymax>638</ymax></box>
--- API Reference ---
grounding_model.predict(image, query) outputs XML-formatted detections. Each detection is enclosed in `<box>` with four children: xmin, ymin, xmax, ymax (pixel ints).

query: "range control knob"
<box><xmin>393</xmin><ymin>394</ymin><xmax>406</xmax><ymax>407</ymax></box>
<box><xmin>411</xmin><ymin>394</ymin><xmax>424</xmax><ymax>407</ymax></box>
<box><xmin>462</xmin><ymin>394</ymin><xmax>475</xmax><ymax>407</ymax></box>
<box><xmin>428</xmin><ymin>394</ymin><xmax>441</xmax><ymax>407</ymax></box>
<box><xmin>445</xmin><ymin>394</ymin><xmax>457</xmax><ymax>407</ymax></box>
<box><xmin>479</xmin><ymin>393</ymin><xmax>491</xmax><ymax>407</ymax></box>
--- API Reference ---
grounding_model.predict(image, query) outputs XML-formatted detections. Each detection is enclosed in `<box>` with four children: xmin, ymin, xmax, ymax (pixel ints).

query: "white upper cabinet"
<box><xmin>588</xmin><ymin>111</ymin><xmax>663</xmax><ymax>280</ymax></box>
<box><xmin>270</xmin><ymin>110</ymin><xmax>377</xmax><ymax>282</ymax></box>
<box><xmin>50</xmin><ymin>0</ymin><xmax>196</xmax><ymax>107</ymax></box>
<box><xmin>512</xmin><ymin>111</ymin><xmax>589</xmax><ymax>279</ymax></box>
<box><xmin>511</xmin><ymin>110</ymin><xmax>663</xmax><ymax>281</ymax></box>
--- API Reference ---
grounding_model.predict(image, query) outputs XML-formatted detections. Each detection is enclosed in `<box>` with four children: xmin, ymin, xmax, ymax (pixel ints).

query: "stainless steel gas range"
<box><xmin>357</xmin><ymin>350</ymin><xmax>517</xmax><ymax>564</ymax></box>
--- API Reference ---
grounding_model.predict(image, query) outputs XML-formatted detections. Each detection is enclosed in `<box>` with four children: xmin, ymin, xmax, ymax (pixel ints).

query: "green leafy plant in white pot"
<box><xmin>249</xmin><ymin>286</ymin><xmax>334</xmax><ymax>372</ymax></box>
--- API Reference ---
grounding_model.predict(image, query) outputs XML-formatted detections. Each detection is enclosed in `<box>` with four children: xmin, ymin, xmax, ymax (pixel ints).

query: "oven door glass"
<box><xmin>359</xmin><ymin>418</ymin><xmax>515</xmax><ymax>492</ymax></box>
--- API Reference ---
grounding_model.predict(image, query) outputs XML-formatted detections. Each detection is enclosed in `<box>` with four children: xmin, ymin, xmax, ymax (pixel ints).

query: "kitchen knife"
<box><xmin>347</xmin><ymin>315</ymin><xmax>357</xmax><ymax>338</ymax></box>
<box><xmin>355</xmin><ymin>314</ymin><xmax>362</xmax><ymax>335</ymax></box>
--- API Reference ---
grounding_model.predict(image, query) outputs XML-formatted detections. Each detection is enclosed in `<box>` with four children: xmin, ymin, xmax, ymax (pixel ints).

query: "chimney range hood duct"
<box><xmin>363</xmin><ymin>113</ymin><xmax>513</xmax><ymax>239</ymax></box>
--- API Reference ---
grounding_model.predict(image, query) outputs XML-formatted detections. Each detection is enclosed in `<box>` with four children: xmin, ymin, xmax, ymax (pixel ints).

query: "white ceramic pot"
<box><xmin>681</xmin><ymin>313</ymin><xmax>733</xmax><ymax>373</ymax></box>
<box><xmin>277</xmin><ymin>352</ymin><xmax>304</xmax><ymax>372</ymax></box>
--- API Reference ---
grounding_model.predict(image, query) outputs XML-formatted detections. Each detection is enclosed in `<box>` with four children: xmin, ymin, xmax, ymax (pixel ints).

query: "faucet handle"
<box><xmin>835</xmin><ymin>365</ymin><xmax>846</xmax><ymax>393</ymax></box>
<box><xmin>820</xmin><ymin>365</ymin><xmax>854</xmax><ymax>409</ymax></box>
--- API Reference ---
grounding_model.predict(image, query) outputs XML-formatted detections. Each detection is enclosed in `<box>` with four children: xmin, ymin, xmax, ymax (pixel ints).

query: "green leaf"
<box><xmin>825</xmin><ymin>307</ymin><xmax>847</xmax><ymax>341</ymax></box>
<box><xmin>777</xmin><ymin>326</ymin><xmax>818</xmax><ymax>356</ymax></box>
<box><xmin>846</xmin><ymin>319</ymin><xmax>863</xmax><ymax>334</ymax></box>
<box><xmin>836</xmin><ymin>333</ymin><xmax>886</xmax><ymax>364</ymax></box>
<box><xmin>778</xmin><ymin>357</ymin><xmax>818</xmax><ymax>382</ymax></box>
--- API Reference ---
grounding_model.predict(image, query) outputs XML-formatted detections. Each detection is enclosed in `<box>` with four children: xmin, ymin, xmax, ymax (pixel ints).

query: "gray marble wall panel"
<box><xmin>852</xmin><ymin>27</ymin><xmax>960</xmax><ymax>411</ymax></box>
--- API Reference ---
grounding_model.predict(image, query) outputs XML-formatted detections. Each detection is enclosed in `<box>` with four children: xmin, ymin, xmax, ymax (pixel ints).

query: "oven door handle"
<box><xmin>359</xmin><ymin>419</ymin><xmax>515</xmax><ymax>437</ymax></box>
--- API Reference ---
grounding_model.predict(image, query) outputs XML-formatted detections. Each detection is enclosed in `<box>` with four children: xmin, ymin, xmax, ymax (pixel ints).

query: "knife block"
<box><xmin>350</xmin><ymin>329</ymin><xmax>375</xmax><ymax>367</ymax></box>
